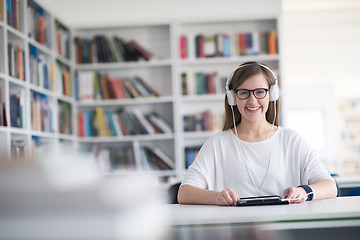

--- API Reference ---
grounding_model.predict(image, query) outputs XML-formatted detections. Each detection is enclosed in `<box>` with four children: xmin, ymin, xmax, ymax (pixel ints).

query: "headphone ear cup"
<box><xmin>226</xmin><ymin>90</ymin><xmax>237</xmax><ymax>106</ymax></box>
<box><xmin>269</xmin><ymin>84</ymin><xmax>280</xmax><ymax>101</ymax></box>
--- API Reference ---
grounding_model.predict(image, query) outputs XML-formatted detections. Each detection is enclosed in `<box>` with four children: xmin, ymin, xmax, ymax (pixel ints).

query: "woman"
<box><xmin>178</xmin><ymin>62</ymin><xmax>337</xmax><ymax>206</ymax></box>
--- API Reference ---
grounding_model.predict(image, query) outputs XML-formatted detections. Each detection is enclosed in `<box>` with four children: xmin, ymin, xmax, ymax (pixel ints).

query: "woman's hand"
<box><xmin>284</xmin><ymin>186</ymin><xmax>307</xmax><ymax>203</ymax></box>
<box><xmin>215</xmin><ymin>188</ymin><xmax>239</xmax><ymax>206</ymax></box>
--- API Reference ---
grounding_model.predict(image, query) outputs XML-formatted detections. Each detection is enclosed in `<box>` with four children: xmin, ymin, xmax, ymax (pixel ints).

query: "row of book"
<box><xmin>55</xmin><ymin>20</ymin><xmax>70</xmax><ymax>59</ymax></box>
<box><xmin>78</xmin><ymin>107</ymin><xmax>173</xmax><ymax>137</ymax></box>
<box><xmin>8</xmin><ymin>43</ymin><xmax>25</xmax><ymax>81</ymax></box>
<box><xmin>181</xmin><ymin>72</ymin><xmax>227</xmax><ymax>96</ymax></box>
<box><xmin>185</xmin><ymin>146</ymin><xmax>201</xmax><ymax>168</ymax></box>
<box><xmin>92</xmin><ymin>144</ymin><xmax>174</xmax><ymax>172</ymax></box>
<box><xmin>180</xmin><ymin>30</ymin><xmax>277</xmax><ymax>59</ymax></box>
<box><xmin>6</xmin><ymin>0</ymin><xmax>22</xmax><ymax>31</ymax></box>
<box><xmin>75</xmin><ymin>36</ymin><xmax>153</xmax><ymax>64</ymax></box>
<box><xmin>92</xmin><ymin>145</ymin><xmax>136</xmax><ymax>172</ymax></box>
<box><xmin>31</xmin><ymin>91</ymin><xmax>53</xmax><ymax>132</ymax></box>
<box><xmin>55</xmin><ymin>61</ymin><xmax>71</xmax><ymax>97</ymax></box>
<box><xmin>9</xmin><ymin>88</ymin><xmax>24</xmax><ymax>128</ymax></box>
<box><xmin>29</xmin><ymin>44</ymin><xmax>52</xmax><ymax>89</ymax></box>
<box><xmin>58</xmin><ymin>100</ymin><xmax>72</xmax><ymax>135</ymax></box>
<box><xmin>77</xmin><ymin>72</ymin><xmax>159</xmax><ymax>101</ymax></box>
<box><xmin>28</xmin><ymin>0</ymin><xmax>51</xmax><ymax>48</ymax></box>
<box><xmin>183</xmin><ymin>110</ymin><xmax>224</xmax><ymax>132</ymax></box>
<box><xmin>0</xmin><ymin>85</ymin><xmax>7</xmax><ymax>126</ymax></box>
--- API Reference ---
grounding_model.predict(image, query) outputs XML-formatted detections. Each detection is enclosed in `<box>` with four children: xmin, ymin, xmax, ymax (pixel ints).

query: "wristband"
<box><xmin>298</xmin><ymin>185</ymin><xmax>313</xmax><ymax>201</ymax></box>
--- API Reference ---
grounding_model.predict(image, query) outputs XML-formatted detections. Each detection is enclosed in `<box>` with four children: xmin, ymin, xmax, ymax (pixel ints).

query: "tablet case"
<box><xmin>236</xmin><ymin>195</ymin><xmax>289</xmax><ymax>206</ymax></box>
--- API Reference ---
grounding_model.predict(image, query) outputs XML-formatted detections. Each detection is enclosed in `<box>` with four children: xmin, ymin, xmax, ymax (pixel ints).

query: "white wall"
<box><xmin>37</xmin><ymin>0</ymin><xmax>281</xmax><ymax>27</ymax></box>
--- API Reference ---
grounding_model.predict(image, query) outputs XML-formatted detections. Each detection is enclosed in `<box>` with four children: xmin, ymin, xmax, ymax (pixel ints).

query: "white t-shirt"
<box><xmin>181</xmin><ymin>127</ymin><xmax>334</xmax><ymax>198</ymax></box>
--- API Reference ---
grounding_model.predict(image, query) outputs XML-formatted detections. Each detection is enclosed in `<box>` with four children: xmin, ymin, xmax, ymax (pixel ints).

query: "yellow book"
<box><xmin>50</xmin><ymin>64</ymin><xmax>55</xmax><ymax>91</ymax></box>
<box><xmin>95</xmin><ymin>107</ymin><xmax>107</xmax><ymax>137</ymax></box>
<box><xmin>65</xmin><ymin>70</ymin><xmax>71</xmax><ymax>97</ymax></box>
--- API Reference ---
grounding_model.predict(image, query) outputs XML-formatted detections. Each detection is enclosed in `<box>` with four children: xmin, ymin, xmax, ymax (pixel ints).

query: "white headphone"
<box><xmin>225</xmin><ymin>63</ymin><xmax>279</xmax><ymax>106</ymax></box>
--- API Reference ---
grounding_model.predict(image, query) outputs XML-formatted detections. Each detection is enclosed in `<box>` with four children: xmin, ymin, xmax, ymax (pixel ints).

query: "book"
<box><xmin>146</xmin><ymin>112</ymin><xmax>173</xmax><ymax>133</ymax></box>
<box><xmin>131</xmin><ymin>108</ymin><xmax>156</xmax><ymax>134</ymax></box>
<box><xmin>128</xmin><ymin>40</ymin><xmax>153</xmax><ymax>60</ymax></box>
<box><xmin>143</xmin><ymin>146</ymin><xmax>174</xmax><ymax>170</ymax></box>
<box><xmin>179</xmin><ymin>35</ymin><xmax>187</xmax><ymax>59</ymax></box>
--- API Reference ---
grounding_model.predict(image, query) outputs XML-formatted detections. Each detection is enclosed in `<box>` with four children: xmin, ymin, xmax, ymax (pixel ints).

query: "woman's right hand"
<box><xmin>215</xmin><ymin>188</ymin><xmax>239</xmax><ymax>206</ymax></box>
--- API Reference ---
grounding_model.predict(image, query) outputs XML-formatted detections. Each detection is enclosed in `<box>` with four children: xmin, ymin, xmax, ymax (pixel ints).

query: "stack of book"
<box><xmin>0</xmin><ymin>85</ymin><xmax>7</xmax><ymax>127</ymax></box>
<box><xmin>8</xmin><ymin>43</ymin><xmax>25</xmax><ymax>81</ymax></box>
<box><xmin>55</xmin><ymin>61</ymin><xmax>71</xmax><ymax>97</ymax></box>
<box><xmin>139</xmin><ymin>145</ymin><xmax>174</xmax><ymax>171</ymax></box>
<box><xmin>92</xmin><ymin>145</ymin><xmax>136</xmax><ymax>172</ymax></box>
<box><xmin>55</xmin><ymin>20</ymin><xmax>70</xmax><ymax>59</ymax></box>
<box><xmin>9</xmin><ymin>88</ymin><xmax>25</xmax><ymax>128</ymax></box>
<box><xmin>77</xmin><ymin>72</ymin><xmax>159</xmax><ymax>101</ymax></box>
<box><xmin>78</xmin><ymin>107</ymin><xmax>173</xmax><ymax>137</ymax></box>
<box><xmin>58</xmin><ymin>100</ymin><xmax>72</xmax><ymax>135</ymax></box>
<box><xmin>7</xmin><ymin>0</ymin><xmax>22</xmax><ymax>31</ymax></box>
<box><xmin>29</xmin><ymin>45</ymin><xmax>52</xmax><ymax>89</ymax></box>
<box><xmin>27</xmin><ymin>0</ymin><xmax>51</xmax><ymax>48</ymax></box>
<box><xmin>183</xmin><ymin>110</ymin><xmax>224</xmax><ymax>132</ymax></box>
<box><xmin>75</xmin><ymin>35</ymin><xmax>153</xmax><ymax>63</ymax></box>
<box><xmin>185</xmin><ymin>146</ymin><xmax>201</xmax><ymax>168</ymax></box>
<box><xmin>180</xmin><ymin>30</ymin><xmax>277</xmax><ymax>59</ymax></box>
<box><xmin>31</xmin><ymin>91</ymin><xmax>53</xmax><ymax>132</ymax></box>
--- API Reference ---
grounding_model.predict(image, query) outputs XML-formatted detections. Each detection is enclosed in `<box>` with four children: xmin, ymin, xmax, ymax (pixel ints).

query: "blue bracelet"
<box><xmin>298</xmin><ymin>185</ymin><xmax>313</xmax><ymax>201</ymax></box>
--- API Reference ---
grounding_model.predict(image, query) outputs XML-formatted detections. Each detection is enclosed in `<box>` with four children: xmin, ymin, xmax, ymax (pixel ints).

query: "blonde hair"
<box><xmin>222</xmin><ymin>62</ymin><xmax>280</xmax><ymax>131</ymax></box>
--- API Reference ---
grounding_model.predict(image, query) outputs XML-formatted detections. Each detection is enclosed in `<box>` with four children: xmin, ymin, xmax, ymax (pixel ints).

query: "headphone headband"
<box><xmin>225</xmin><ymin>63</ymin><xmax>279</xmax><ymax>105</ymax></box>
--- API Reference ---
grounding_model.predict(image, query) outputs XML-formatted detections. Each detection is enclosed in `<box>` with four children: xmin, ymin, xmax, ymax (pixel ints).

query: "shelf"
<box><xmin>77</xmin><ymin>96</ymin><xmax>174</xmax><ymax>107</ymax></box>
<box><xmin>182</xmin><ymin>94</ymin><xmax>224</xmax><ymax>102</ymax></box>
<box><xmin>28</xmin><ymin>38</ymin><xmax>54</xmax><ymax>56</ymax></box>
<box><xmin>183</xmin><ymin>131</ymin><xmax>219</xmax><ymax>139</ymax></box>
<box><xmin>31</xmin><ymin>130</ymin><xmax>56</xmax><ymax>138</ymax></box>
<box><xmin>6</xmin><ymin>25</ymin><xmax>26</xmax><ymax>39</ymax></box>
<box><xmin>9</xmin><ymin>127</ymin><xmax>29</xmax><ymax>135</ymax></box>
<box><xmin>180</xmin><ymin>55</ymin><xmax>279</xmax><ymax>66</ymax></box>
<box><xmin>76</xmin><ymin>59</ymin><xmax>172</xmax><ymax>71</ymax></box>
<box><xmin>78</xmin><ymin>133</ymin><xmax>174</xmax><ymax>143</ymax></box>
<box><xmin>8</xmin><ymin>76</ymin><xmax>27</xmax><ymax>87</ymax></box>
<box><xmin>29</xmin><ymin>84</ymin><xmax>55</xmax><ymax>96</ymax></box>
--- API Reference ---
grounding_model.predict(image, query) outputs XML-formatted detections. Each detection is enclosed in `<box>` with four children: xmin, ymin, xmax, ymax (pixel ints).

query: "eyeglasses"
<box><xmin>234</xmin><ymin>88</ymin><xmax>269</xmax><ymax>100</ymax></box>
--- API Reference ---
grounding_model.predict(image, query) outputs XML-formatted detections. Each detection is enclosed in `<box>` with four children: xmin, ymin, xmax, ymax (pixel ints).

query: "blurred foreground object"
<box><xmin>0</xmin><ymin>144</ymin><xmax>169</xmax><ymax>240</ymax></box>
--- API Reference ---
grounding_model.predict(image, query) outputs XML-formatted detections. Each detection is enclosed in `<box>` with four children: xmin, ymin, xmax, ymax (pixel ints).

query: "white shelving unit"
<box><xmin>0</xmin><ymin>1</ymin><xmax>281</xmax><ymax>184</ymax></box>
<box><xmin>72</xmin><ymin>22</ymin><xmax>180</xmax><ymax>180</ymax></box>
<box><xmin>338</xmin><ymin>98</ymin><xmax>360</xmax><ymax>175</ymax></box>
<box><xmin>0</xmin><ymin>0</ymin><xmax>75</xmax><ymax>159</ymax></box>
<box><xmin>176</xmin><ymin>17</ymin><xmax>281</xmax><ymax>178</ymax></box>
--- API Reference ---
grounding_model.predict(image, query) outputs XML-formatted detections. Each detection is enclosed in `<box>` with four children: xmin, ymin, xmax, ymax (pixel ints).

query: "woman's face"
<box><xmin>235</xmin><ymin>73</ymin><xmax>270</xmax><ymax>124</ymax></box>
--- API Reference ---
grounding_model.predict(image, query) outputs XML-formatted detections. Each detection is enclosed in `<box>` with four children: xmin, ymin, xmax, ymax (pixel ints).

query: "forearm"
<box><xmin>309</xmin><ymin>179</ymin><xmax>337</xmax><ymax>200</ymax></box>
<box><xmin>177</xmin><ymin>184</ymin><xmax>219</xmax><ymax>205</ymax></box>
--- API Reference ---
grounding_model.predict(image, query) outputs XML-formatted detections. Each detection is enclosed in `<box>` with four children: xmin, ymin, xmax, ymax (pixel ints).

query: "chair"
<box><xmin>168</xmin><ymin>182</ymin><xmax>181</xmax><ymax>204</ymax></box>
<box><xmin>347</xmin><ymin>187</ymin><xmax>360</xmax><ymax>196</ymax></box>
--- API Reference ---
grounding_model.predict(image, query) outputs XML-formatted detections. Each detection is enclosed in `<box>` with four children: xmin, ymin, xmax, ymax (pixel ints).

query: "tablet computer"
<box><xmin>236</xmin><ymin>195</ymin><xmax>289</xmax><ymax>206</ymax></box>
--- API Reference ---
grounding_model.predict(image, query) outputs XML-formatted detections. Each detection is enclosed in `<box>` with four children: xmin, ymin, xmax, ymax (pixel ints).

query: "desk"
<box><xmin>166</xmin><ymin>196</ymin><xmax>360</xmax><ymax>240</ymax></box>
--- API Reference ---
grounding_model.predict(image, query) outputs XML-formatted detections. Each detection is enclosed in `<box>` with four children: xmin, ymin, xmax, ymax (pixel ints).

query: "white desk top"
<box><xmin>166</xmin><ymin>196</ymin><xmax>360</xmax><ymax>230</ymax></box>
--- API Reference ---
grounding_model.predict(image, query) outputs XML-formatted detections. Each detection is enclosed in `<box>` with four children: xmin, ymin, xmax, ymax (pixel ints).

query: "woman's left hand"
<box><xmin>284</xmin><ymin>186</ymin><xmax>307</xmax><ymax>203</ymax></box>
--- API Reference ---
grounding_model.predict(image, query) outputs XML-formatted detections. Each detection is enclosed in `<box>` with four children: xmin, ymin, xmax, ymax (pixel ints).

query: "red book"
<box><xmin>179</xmin><ymin>35</ymin><xmax>187</xmax><ymax>59</ymax></box>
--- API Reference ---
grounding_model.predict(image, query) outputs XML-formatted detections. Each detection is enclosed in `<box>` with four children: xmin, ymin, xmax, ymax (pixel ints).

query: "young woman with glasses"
<box><xmin>178</xmin><ymin>62</ymin><xmax>337</xmax><ymax>206</ymax></box>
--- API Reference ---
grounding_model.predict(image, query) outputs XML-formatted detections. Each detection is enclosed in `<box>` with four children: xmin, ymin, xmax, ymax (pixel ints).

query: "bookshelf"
<box><xmin>176</xmin><ymin>18</ymin><xmax>281</xmax><ymax>178</ymax></box>
<box><xmin>72</xmin><ymin>22</ymin><xmax>179</xmax><ymax>180</ymax></box>
<box><xmin>0</xmin><ymin>0</ymin><xmax>282</xmax><ymax>184</ymax></box>
<box><xmin>0</xmin><ymin>0</ymin><xmax>76</xmax><ymax>160</ymax></box>
<box><xmin>338</xmin><ymin>98</ymin><xmax>360</xmax><ymax>175</ymax></box>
